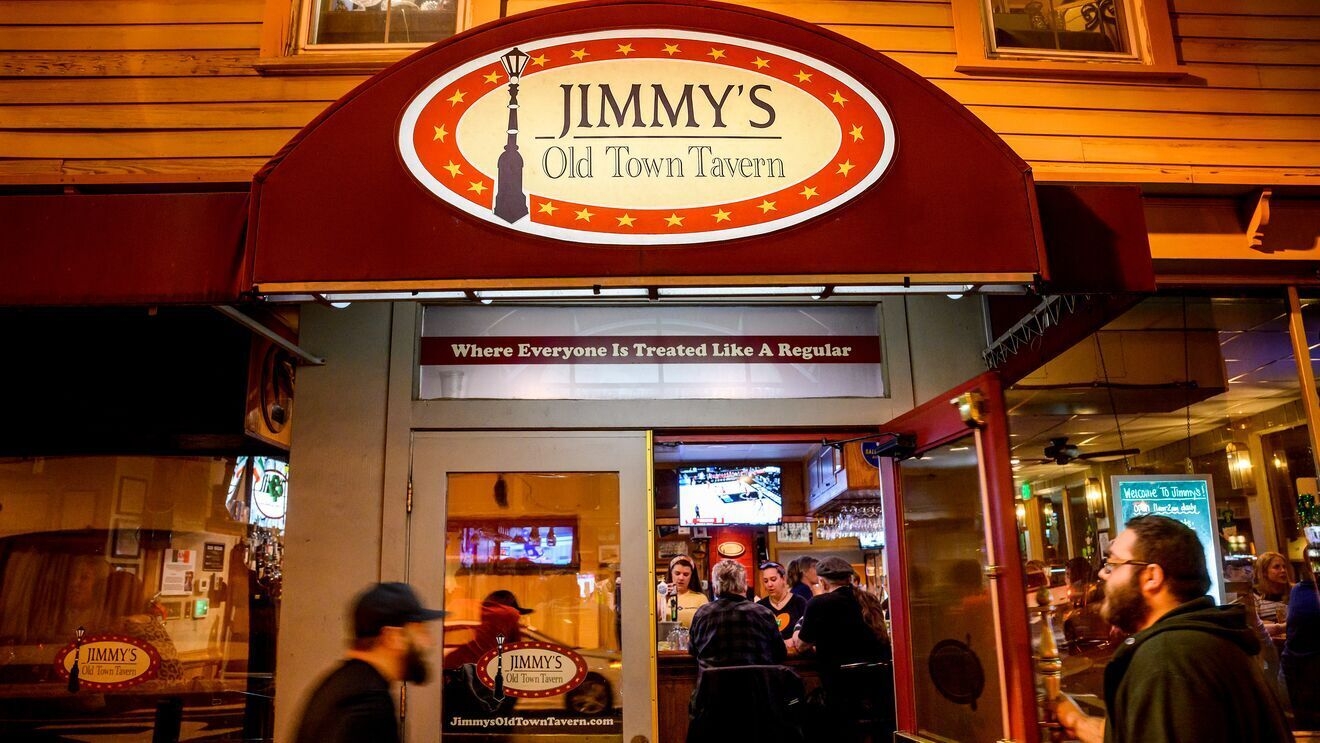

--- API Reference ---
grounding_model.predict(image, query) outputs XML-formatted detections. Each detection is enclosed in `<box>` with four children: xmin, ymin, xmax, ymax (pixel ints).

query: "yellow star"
<box><xmin>662</xmin><ymin>43</ymin><xmax>681</xmax><ymax>56</ymax></box>
<box><xmin>799</xmin><ymin>186</ymin><xmax>818</xmax><ymax>199</ymax></box>
<box><xmin>794</xmin><ymin>70</ymin><xmax>813</xmax><ymax>83</ymax></box>
<box><xmin>751</xmin><ymin>57</ymin><xmax>770</xmax><ymax>69</ymax></box>
<box><xmin>442</xmin><ymin>160</ymin><xmax>462</xmax><ymax>178</ymax></box>
<box><xmin>574</xmin><ymin>208</ymin><xmax>594</xmax><ymax>222</ymax></box>
<box><xmin>616</xmin><ymin>214</ymin><xmax>637</xmax><ymax>227</ymax></box>
<box><xmin>707</xmin><ymin>48</ymin><xmax>726</xmax><ymax>61</ymax></box>
<box><xmin>849</xmin><ymin>125</ymin><xmax>864</xmax><ymax>142</ymax></box>
<box><xmin>446</xmin><ymin>89</ymin><xmax>467</xmax><ymax>106</ymax></box>
<box><xmin>616</xmin><ymin>43</ymin><xmax>635</xmax><ymax>56</ymax></box>
<box><xmin>830</xmin><ymin>90</ymin><xmax>848</xmax><ymax>106</ymax></box>
<box><xmin>537</xmin><ymin>201</ymin><xmax>558</xmax><ymax>215</ymax></box>
<box><xmin>757</xmin><ymin>200</ymin><xmax>777</xmax><ymax>214</ymax></box>
<box><xmin>482</xmin><ymin>70</ymin><xmax>502</xmax><ymax>84</ymax></box>
<box><xmin>664</xmin><ymin>213</ymin><xmax>685</xmax><ymax>227</ymax></box>
<box><xmin>570</xmin><ymin>48</ymin><xmax>590</xmax><ymax>61</ymax></box>
<box><xmin>836</xmin><ymin>160</ymin><xmax>855</xmax><ymax>177</ymax></box>
<box><xmin>711</xmin><ymin>209</ymin><xmax>732</xmax><ymax>223</ymax></box>
<box><xmin>433</xmin><ymin>124</ymin><xmax>448</xmax><ymax>142</ymax></box>
<box><xmin>530</xmin><ymin>53</ymin><xmax>549</xmax><ymax>67</ymax></box>
<box><xmin>467</xmin><ymin>181</ymin><xmax>488</xmax><ymax>194</ymax></box>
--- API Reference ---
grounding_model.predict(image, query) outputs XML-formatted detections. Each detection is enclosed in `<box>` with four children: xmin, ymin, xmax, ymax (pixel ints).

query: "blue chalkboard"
<box><xmin>1110</xmin><ymin>475</ymin><xmax>1224</xmax><ymax>604</ymax></box>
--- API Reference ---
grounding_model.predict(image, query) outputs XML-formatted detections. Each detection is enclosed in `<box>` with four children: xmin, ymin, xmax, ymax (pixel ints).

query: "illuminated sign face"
<box><xmin>399</xmin><ymin>30</ymin><xmax>895</xmax><ymax>245</ymax></box>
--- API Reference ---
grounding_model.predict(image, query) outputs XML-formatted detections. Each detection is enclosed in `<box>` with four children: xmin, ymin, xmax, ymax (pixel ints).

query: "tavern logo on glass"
<box><xmin>399</xmin><ymin>29</ymin><xmax>896</xmax><ymax>245</ymax></box>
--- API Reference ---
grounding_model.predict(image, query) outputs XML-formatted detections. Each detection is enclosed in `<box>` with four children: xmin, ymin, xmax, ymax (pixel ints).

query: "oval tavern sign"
<box><xmin>475</xmin><ymin>641</ymin><xmax>589</xmax><ymax>699</ymax></box>
<box><xmin>399</xmin><ymin>29</ymin><xmax>896</xmax><ymax>245</ymax></box>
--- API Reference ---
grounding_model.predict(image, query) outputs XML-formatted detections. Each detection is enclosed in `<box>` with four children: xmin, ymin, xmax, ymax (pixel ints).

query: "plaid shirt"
<box><xmin>689</xmin><ymin>593</ymin><xmax>787</xmax><ymax>668</ymax></box>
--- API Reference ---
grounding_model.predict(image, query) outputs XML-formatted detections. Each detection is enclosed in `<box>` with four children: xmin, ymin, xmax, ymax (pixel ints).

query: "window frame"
<box><xmin>256</xmin><ymin>0</ymin><xmax>488</xmax><ymax>74</ymax></box>
<box><xmin>949</xmin><ymin>0</ymin><xmax>1183</xmax><ymax>79</ymax></box>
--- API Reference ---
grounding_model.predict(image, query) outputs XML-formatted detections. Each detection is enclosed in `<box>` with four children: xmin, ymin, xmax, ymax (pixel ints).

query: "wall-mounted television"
<box><xmin>449</xmin><ymin>518</ymin><xmax>578</xmax><ymax>572</ymax></box>
<box><xmin>679</xmin><ymin>465</ymin><xmax>783</xmax><ymax>526</ymax></box>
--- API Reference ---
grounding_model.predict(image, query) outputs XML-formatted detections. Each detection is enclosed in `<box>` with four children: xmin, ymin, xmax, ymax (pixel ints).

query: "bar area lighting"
<box><xmin>1085</xmin><ymin>477</ymin><xmax>1105</xmax><ymax>517</ymax></box>
<box><xmin>1227</xmin><ymin>442</ymin><xmax>1253</xmax><ymax>490</ymax></box>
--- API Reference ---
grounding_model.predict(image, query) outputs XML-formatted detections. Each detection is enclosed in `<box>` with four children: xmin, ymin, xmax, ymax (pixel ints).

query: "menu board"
<box><xmin>1111</xmin><ymin>475</ymin><xmax>1224</xmax><ymax>603</ymax></box>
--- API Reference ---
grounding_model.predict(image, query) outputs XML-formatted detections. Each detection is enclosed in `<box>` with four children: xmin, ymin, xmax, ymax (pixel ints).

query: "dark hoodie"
<box><xmin>1102</xmin><ymin>596</ymin><xmax>1293</xmax><ymax>743</ymax></box>
<box><xmin>441</xmin><ymin>600</ymin><xmax>524</xmax><ymax>671</ymax></box>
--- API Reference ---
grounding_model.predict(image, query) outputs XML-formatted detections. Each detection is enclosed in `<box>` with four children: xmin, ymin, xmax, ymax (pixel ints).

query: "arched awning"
<box><xmin>248</xmin><ymin>0</ymin><xmax>1051</xmax><ymax>295</ymax></box>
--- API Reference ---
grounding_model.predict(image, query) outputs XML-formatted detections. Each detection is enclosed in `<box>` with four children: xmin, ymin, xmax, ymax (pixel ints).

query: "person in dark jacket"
<box><xmin>1052</xmin><ymin>516</ymin><xmax>1292</xmax><ymax>743</ymax></box>
<box><xmin>294</xmin><ymin>582</ymin><xmax>445</xmax><ymax>743</ymax></box>
<box><xmin>1283</xmin><ymin>545</ymin><xmax>1320</xmax><ymax>730</ymax></box>
<box><xmin>689</xmin><ymin>559</ymin><xmax>785</xmax><ymax>668</ymax></box>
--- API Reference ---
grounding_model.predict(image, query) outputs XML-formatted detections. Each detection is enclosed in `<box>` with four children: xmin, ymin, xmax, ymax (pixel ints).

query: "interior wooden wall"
<box><xmin>1</xmin><ymin>0</ymin><xmax>1316</xmax><ymax>187</ymax></box>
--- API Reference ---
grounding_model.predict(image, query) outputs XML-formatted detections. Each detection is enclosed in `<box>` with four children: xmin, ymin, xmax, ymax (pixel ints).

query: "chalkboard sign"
<box><xmin>1111</xmin><ymin>475</ymin><xmax>1224</xmax><ymax>603</ymax></box>
<box><xmin>203</xmin><ymin>542</ymin><xmax>226</xmax><ymax>572</ymax></box>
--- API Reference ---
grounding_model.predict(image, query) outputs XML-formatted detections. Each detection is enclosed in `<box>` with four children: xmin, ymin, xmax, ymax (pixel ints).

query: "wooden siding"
<box><xmin>0</xmin><ymin>0</ymin><xmax>1317</xmax><ymax>186</ymax></box>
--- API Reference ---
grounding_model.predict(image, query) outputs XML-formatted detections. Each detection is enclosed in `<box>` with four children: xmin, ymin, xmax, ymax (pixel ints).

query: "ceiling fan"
<box><xmin>1024</xmin><ymin>436</ymin><xmax>1140</xmax><ymax>465</ymax></box>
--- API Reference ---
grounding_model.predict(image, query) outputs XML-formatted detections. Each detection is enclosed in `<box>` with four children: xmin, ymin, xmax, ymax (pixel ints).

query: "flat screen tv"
<box><xmin>450</xmin><ymin>517</ymin><xmax>578</xmax><ymax>572</ymax></box>
<box><xmin>678</xmin><ymin>465</ymin><xmax>783</xmax><ymax>526</ymax></box>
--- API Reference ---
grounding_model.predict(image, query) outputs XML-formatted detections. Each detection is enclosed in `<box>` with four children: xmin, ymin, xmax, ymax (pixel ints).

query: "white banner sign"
<box><xmin>420</xmin><ymin>306</ymin><xmax>882</xmax><ymax>400</ymax></box>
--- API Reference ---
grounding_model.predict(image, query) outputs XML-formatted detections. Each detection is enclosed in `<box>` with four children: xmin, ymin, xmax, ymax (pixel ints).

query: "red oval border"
<box><xmin>402</xmin><ymin>30</ymin><xmax>892</xmax><ymax>243</ymax></box>
<box><xmin>474</xmin><ymin>640</ymin><xmax>590</xmax><ymax>699</ymax></box>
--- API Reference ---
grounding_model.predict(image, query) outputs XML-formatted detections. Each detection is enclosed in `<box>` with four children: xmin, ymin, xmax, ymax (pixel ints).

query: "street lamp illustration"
<box><xmin>494</xmin><ymin>48</ymin><xmax>531</xmax><ymax>223</ymax></box>
<box><xmin>493</xmin><ymin>632</ymin><xmax>508</xmax><ymax>701</ymax></box>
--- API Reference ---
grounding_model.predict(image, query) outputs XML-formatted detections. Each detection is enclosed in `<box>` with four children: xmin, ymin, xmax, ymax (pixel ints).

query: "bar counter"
<box><xmin>656</xmin><ymin>651</ymin><xmax>822</xmax><ymax>742</ymax></box>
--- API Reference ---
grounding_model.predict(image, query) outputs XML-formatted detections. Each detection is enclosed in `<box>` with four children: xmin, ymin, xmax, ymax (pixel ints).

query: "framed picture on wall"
<box><xmin>116</xmin><ymin>476</ymin><xmax>147</xmax><ymax>515</ymax></box>
<box><xmin>111</xmin><ymin>519</ymin><xmax>142</xmax><ymax>558</ymax></box>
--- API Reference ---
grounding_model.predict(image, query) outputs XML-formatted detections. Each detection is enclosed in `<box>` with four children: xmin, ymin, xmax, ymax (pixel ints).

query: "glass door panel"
<box><xmin>409</xmin><ymin>432</ymin><xmax>650</xmax><ymax>743</ymax></box>
<box><xmin>900</xmin><ymin>436</ymin><xmax>1006</xmax><ymax>743</ymax></box>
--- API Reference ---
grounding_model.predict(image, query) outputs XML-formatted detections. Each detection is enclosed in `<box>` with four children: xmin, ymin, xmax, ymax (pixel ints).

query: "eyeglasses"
<box><xmin>1101</xmin><ymin>558</ymin><xmax>1152</xmax><ymax>575</ymax></box>
<box><xmin>759</xmin><ymin>561</ymin><xmax>783</xmax><ymax>570</ymax></box>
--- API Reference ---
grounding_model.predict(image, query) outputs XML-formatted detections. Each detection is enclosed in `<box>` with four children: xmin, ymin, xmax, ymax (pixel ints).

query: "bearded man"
<box><xmin>1053</xmin><ymin>515</ymin><xmax>1292</xmax><ymax>743</ymax></box>
<box><xmin>294</xmin><ymin>582</ymin><xmax>445</xmax><ymax>743</ymax></box>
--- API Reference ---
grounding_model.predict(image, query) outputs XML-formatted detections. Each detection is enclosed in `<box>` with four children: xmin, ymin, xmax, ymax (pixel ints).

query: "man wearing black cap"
<box><xmin>294</xmin><ymin>582</ymin><xmax>445</xmax><ymax>743</ymax></box>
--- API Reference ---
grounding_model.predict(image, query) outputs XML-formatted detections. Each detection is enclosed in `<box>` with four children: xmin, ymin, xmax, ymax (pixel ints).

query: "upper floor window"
<box><xmin>258</xmin><ymin>0</ymin><xmax>482</xmax><ymax>72</ymax></box>
<box><xmin>306</xmin><ymin>0</ymin><xmax>459</xmax><ymax>47</ymax></box>
<box><xmin>989</xmin><ymin>0</ymin><xmax>1129</xmax><ymax>56</ymax></box>
<box><xmin>950</xmin><ymin>0</ymin><xmax>1181</xmax><ymax>78</ymax></box>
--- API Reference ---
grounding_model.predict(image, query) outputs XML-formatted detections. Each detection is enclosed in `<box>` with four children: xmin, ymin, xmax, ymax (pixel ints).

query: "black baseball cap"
<box><xmin>353</xmin><ymin>582</ymin><xmax>446</xmax><ymax>639</ymax></box>
<box><xmin>485</xmin><ymin>589</ymin><xmax>535</xmax><ymax>615</ymax></box>
<box><xmin>816</xmin><ymin>556</ymin><xmax>856</xmax><ymax>580</ymax></box>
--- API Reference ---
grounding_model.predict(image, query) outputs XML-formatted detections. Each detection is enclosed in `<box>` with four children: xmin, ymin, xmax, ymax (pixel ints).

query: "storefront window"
<box><xmin>1011</xmin><ymin>294</ymin><xmax>1319</xmax><ymax>733</ymax></box>
<box><xmin>440</xmin><ymin>472</ymin><xmax>623</xmax><ymax>739</ymax></box>
<box><xmin>0</xmin><ymin>455</ymin><xmax>285</xmax><ymax>741</ymax></box>
<box><xmin>306</xmin><ymin>0</ymin><xmax>459</xmax><ymax>47</ymax></box>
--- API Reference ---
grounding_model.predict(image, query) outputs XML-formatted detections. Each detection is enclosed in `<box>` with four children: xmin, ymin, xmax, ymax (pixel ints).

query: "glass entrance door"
<box><xmin>408</xmin><ymin>431</ymin><xmax>651</xmax><ymax>742</ymax></box>
<box><xmin>881</xmin><ymin>373</ymin><xmax>1035</xmax><ymax>742</ymax></box>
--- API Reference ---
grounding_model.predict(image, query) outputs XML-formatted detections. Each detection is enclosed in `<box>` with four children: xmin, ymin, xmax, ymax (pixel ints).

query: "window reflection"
<box><xmin>987</xmin><ymin>0</ymin><xmax>1130</xmax><ymax>54</ymax></box>
<box><xmin>309</xmin><ymin>0</ymin><xmax>458</xmax><ymax>46</ymax></box>
<box><xmin>440</xmin><ymin>473</ymin><xmax>623</xmax><ymax>739</ymax></box>
<box><xmin>0</xmin><ymin>455</ymin><xmax>284</xmax><ymax>741</ymax></box>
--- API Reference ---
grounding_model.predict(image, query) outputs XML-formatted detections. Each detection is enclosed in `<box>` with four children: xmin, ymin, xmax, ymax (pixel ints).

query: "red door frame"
<box><xmin>879</xmin><ymin>371</ymin><xmax>1034</xmax><ymax>741</ymax></box>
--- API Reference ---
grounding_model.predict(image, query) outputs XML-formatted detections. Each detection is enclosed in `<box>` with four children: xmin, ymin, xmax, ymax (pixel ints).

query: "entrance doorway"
<box><xmin>408</xmin><ymin>431</ymin><xmax>651</xmax><ymax>742</ymax></box>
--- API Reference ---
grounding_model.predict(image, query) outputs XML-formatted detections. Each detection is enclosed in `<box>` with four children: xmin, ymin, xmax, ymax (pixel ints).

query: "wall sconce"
<box><xmin>1085</xmin><ymin>477</ymin><xmax>1105</xmax><ymax>518</ymax></box>
<box><xmin>1226</xmin><ymin>442</ymin><xmax>1253</xmax><ymax>490</ymax></box>
<box><xmin>1014</xmin><ymin>501</ymin><xmax>1027</xmax><ymax>530</ymax></box>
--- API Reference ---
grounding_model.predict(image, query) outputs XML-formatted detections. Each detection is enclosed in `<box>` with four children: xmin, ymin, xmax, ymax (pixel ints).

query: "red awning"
<box><xmin>248</xmin><ymin>0</ymin><xmax>1049</xmax><ymax>292</ymax></box>
<box><xmin>2</xmin><ymin>192</ymin><xmax>250</xmax><ymax>306</ymax></box>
